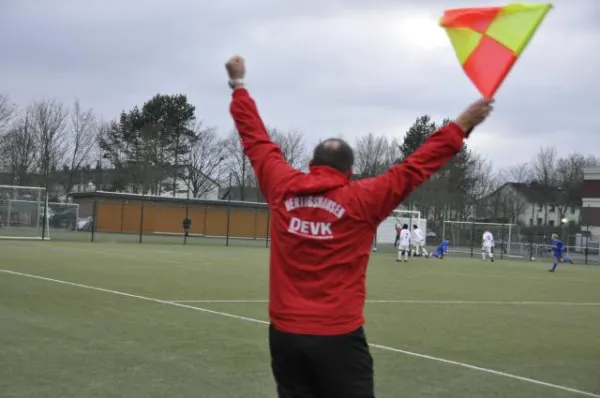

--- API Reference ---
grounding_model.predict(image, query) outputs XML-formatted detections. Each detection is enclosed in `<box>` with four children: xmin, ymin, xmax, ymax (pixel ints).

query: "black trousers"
<box><xmin>269</xmin><ymin>324</ymin><xmax>375</xmax><ymax>398</ymax></box>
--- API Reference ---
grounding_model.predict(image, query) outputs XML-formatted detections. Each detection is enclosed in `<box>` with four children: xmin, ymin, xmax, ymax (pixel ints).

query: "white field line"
<box><xmin>1</xmin><ymin>270</ymin><xmax>599</xmax><ymax>398</ymax></box>
<box><xmin>169</xmin><ymin>299</ymin><xmax>600</xmax><ymax>306</ymax></box>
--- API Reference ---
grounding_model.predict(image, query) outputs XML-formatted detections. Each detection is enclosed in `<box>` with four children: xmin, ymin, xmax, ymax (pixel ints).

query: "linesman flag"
<box><xmin>440</xmin><ymin>3</ymin><xmax>552</xmax><ymax>98</ymax></box>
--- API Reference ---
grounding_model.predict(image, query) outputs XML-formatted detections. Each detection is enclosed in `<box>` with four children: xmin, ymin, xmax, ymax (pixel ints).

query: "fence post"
<box><xmin>120</xmin><ymin>201</ymin><xmax>125</xmax><ymax>233</ymax></box>
<box><xmin>507</xmin><ymin>224</ymin><xmax>513</xmax><ymax>256</ymax></box>
<box><xmin>499</xmin><ymin>223</ymin><xmax>505</xmax><ymax>260</ymax></box>
<box><xmin>265</xmin><ymin>209</ymin><xmax>271</xmax><ymax>248</ymax></box>
<box><xmin>184</xmin><ymin>202</ymin><xmax>189</xmax><ymax>245</ymax></box>
<box><xmin>91</xmin><ymin>195</ymin><xmax>97</xmax><ymax>243</ymax></box>
<box><xmin>469</xmin><ymin>220</ymin><xmax>475</xmax><ymax>257</ymax></box>
<box><xmin>225</xmin><ymin>173</ymin><xmax>232</xmax><ymax>247</ymax></box>
<box><xmin>225</xmin><ymin>204</ymin><xmax>231</xmax><ymax>247</ymax></box>
<box><xmin>585</xmin><ymin>216</ymin><xmax>590</xmax><ymax>265</ymax></box>
<box><xmin>41</xmin><ymin>189</ymin><xmax>49</xmax><ymax>241</ymax></box>
<box><xmin>139</xmin><ymin>198</ymin><xmax>145</xmax><ymax>244</ymax></box>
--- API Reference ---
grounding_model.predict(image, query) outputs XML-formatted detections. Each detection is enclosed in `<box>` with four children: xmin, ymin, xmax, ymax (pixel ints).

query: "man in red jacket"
<box><xmin>226</xmin><ymin>55</ymin><xmax>493</xmax><ymax>398</ymax></box>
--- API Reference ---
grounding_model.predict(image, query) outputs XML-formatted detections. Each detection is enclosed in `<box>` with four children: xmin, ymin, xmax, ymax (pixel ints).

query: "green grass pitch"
<box><xmin>1</xmin><ymin>240</ymin><xmax>599</xmax><ymax>398</ymax></box>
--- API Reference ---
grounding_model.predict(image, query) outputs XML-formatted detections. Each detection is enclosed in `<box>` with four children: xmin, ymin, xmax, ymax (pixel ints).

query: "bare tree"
<box><xmin>354</xmin><ymin>133</ymin><xmax>393</xmax><ymax>177</ymax></box>
<box><xmin>29</xmin><ymin>100</ymin><xmax>68</xmax><ymax>194</ymax></box>
<box><xmin>0</xmin><ymin>113</ymin><xmax>38</xmax><ymax>184</ymax></box>
<box><xmin>270</xmin><ymin>128</ymin><xmax>308</xmax><ymax>170</ymax></box>
<box><xmin>500</xmin><ymin>162</ymin><xmax>533</xmax><ymax>184</ymax></box>
<box><xmin>531</xmin><ymin>146</ymin><xmax>558</xmax><ymax>224</ymax></box>
<box><xmin>0</xmin><ymin>94</ymin><xmax>16</xmax><ymax>133</ymax></box>
<box><xmin>555</xmin><ymin>153</ymin><xmax>599</xmax><ymax>221</ymax></box>
<box><xmin>97</xmin><ymin>120</ymin><xmax>131</xmax><ymax>192</ymax></box>
<box><xmin>532</xmin><ymin>147</ymin><xmax>557</xmax><ymax>186</ymax></box>
<box><xmin>223</xmin><ymin>131</ymin><xmax>257</xmax><ymax>200</ymax></box>
<box><xmin>384</xmin><ymin>138</ymin><xmax>401</xmax><ymax>167</ymax></box>
<box><xmin>63</xmin><ymin>100</ymin><xmax>97</xmax><ymax>193</ymax></box>
<box><xmin>183</xmin><ymin>125</ymin><xmax>226</xmax><ymax>198</ymax></box>
<box><xmin>471</xmin><ymin>157</ymin><xmax>499</xmax><ymax>219</ymax></box>
<box><xmin>491</xmin><ymin>163</ymin><xmax>533</xmax><ymax>223</ymax></box>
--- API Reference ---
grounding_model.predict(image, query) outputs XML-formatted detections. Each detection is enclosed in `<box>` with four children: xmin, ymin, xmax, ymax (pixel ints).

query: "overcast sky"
<box><xmin>1</xmin><ymin>0</ymin><xmax>598</xmax><ymax>169</ymax></box>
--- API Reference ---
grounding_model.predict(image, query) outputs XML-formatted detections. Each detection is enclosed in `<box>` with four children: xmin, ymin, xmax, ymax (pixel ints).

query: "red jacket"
<box><xmin>230</xmin><ymin>88</ymin><xmax>466</xmax><ymax>335</ymax></box>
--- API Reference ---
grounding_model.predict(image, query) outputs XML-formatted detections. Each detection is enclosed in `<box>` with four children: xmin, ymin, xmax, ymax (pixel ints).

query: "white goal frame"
<box><xmin>0</xmin><ymin>184</ymin><xmax>50</xmax><ymax>240</ymax></box>
<box><xmin>373</xmin><ymin>209</ymin><xmax>423</xmax><ymax>251</ymax></box>
<box><xmin>442</xmin><ymin>220</ymin><xmax>518</xmax><ymax>256</ymax></box>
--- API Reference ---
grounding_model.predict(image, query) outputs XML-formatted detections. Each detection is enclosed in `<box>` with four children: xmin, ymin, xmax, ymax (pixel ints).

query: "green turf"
<box><xmin>1</xmin><ymin>240</ymin><xmax>599</xmax><ymax>398</ymax></box>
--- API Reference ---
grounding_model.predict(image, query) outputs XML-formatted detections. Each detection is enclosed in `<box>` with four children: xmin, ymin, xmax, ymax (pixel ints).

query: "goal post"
<box><xmin>442</xmin><ymin>220</ymin><xmax>521</xmax><ymax>258</ymax></box>
<box><xmin>0</xmin><ymin>185</ymin><xmax>49</xmax><ymax>240</ymax></box>
<box><xmin>374</xmin><ymin>209</ymin><xmax>426</xmax><ymax>251</ymax></box>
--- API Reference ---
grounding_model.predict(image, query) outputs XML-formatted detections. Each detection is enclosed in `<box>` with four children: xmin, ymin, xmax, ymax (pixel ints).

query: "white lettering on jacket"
<box><xmin>288</xmin><ymin>217</ymin><xmax>333</xmax><ymax>239</ymax></box>
<box><xmin>284</xmin><ymin>196</ymin><xmax>345</xmax><ymax>219</ymax></box>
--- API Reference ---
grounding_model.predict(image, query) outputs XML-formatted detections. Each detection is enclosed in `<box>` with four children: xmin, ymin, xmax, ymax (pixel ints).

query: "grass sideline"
<box><xmin>1</xmin><ymin>240</ymin><xmax>599</xmax><ymax>398</ymax></box>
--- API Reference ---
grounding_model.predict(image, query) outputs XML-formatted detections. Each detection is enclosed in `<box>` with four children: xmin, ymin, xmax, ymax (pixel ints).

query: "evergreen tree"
<box><xmin>399</xmin><ymin>115</ymin><xmax>437</xmax><ymax>160</ymax></box>
<box><xmin>398</xmin><ymin>115</ymin><xmax>439</xmax><ymax>217</ymax></box>
<box><xmin>98</xmin><ymin>94</ymin><xmax>197</xmax><ymax>194</ymax></box>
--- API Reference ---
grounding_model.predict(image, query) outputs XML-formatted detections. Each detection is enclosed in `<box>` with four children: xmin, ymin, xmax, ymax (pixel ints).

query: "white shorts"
<box><xmin>482</xmin><ymin>245</ymin><xmax>492</xmax><ymax>253</ymax></box>
<box><xmin>413</xmin><ymin>241</ymin><xmax>424</xmax><ymax>247</ymax></box>
<box><xmin>398</xmin><ymin>245</ymin><xmax>410</xmax><ymax>251</ymax></box>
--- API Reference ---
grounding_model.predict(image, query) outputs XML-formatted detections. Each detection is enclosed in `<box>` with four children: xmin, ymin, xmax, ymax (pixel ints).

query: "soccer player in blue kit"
<box><xmin>548</xmin><ymin>233</ymin><xmax>574</xmax><ymax>273</ymax></box>
<box><xmin>430</xmin><ymin>240</ymin><xmax>449</xmax><ymax>259</ymax></box>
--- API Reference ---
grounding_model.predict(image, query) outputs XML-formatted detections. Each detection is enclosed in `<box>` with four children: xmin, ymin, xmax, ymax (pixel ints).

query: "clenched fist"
<box><xmin>225</xmin><ymin>55</ymin><xmax>245</xmax><ymax>80</ymax></box>
<box><xmin>455</xmin><ymin>98</ymin><xmax>494</xmax><ymax>135</ymax></box>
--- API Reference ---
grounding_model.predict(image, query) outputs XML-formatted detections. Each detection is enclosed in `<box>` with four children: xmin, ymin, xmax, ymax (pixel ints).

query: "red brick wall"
<box><xmin>581</xmin><ymin>206</ymin><xmax>600</xmax><ymax>226</ymax></box>
<box><xmin>582</xmin><ymin>180</ymin><xmax>600</xmax><ymax>197</ymax></box>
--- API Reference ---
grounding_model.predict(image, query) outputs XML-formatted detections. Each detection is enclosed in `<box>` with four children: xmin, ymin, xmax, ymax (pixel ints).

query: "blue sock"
<box><xmin>551</xmin><ymin>262</ymin><xmax>558</xmax><ymax>271</ymax></box>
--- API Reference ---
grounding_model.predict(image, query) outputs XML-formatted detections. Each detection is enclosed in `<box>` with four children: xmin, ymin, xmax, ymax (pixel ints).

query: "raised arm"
<box><xmin>226</xmin><ymin>56</ymin><xmax>302</xmax><ymax>203</ymax></box>
<box><xmin>352</xmin><ymin>98</ymin><xmax>494</xmax><ymax>225</ymax></box>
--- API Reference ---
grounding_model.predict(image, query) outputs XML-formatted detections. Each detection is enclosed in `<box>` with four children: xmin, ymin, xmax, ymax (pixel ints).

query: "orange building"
<box><xmin>70</xmin><ymin>191</ymin><xmax>270</xmax><ymax>239</ymax></box>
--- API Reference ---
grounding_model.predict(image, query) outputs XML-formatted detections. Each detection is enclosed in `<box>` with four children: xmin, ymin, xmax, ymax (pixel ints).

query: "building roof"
<box><xmin>69</xmin><ymin>190</ymin><xmax>268</xmax><ymax>209</ymax></box>
<box><xmin>494</xmin><ymin>182</ymin><xmax>564</xmax><ymax>203</ymax></box>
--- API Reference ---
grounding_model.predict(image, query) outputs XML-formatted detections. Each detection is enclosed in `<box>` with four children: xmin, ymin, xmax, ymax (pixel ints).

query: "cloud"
<box><xmin>0</xmin><ymin>0</ymin><xmax>598</xmax><ymax>169</ymax></box>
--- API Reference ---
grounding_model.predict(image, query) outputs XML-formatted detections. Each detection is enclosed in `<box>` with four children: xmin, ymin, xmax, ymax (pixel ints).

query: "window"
<box><xmin>569</xmin><ymin>220</ymin><xmax>575</xmax><ymax>227</ymax></box>
<box><xmin>549</xmin><ymin>205</ymin><xmax>555</xmax><ymax>212</ymax></box>
<box><xmin>549</xmin><ymin>220</ymin><xmax>555</xmax><ymax>226</ymax></box>
<box><xmin>570</xmin><ymin>206</ymin><xmax>576</xmax><ymax>214</ymax></box>
<box><xmin>529</xmin><ymin>218</ymin><xmax>533</xmax><ymax>226</ymax></box>
<box><xmin>538</xmin><ymin>204</ymin><xmax>543</xmax><ymax>211</ymax></box>
<box><xmin>537</xmin><ymin>218</ymin><xmax>543</xmax><ymax>226</ymax></box>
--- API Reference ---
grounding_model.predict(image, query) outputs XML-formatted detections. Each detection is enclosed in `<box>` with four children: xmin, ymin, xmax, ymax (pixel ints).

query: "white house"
<box><xmin>480</xmin><ymin>182</ymin><xmax>580</xmax><ymax>227</ymax></box>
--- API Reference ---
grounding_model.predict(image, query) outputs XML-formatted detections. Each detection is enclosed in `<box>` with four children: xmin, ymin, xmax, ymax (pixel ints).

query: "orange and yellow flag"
<box><xmin>440</xmin><ymin>3</ymin><xmax>553</xmax><ymax>98</ymax></box>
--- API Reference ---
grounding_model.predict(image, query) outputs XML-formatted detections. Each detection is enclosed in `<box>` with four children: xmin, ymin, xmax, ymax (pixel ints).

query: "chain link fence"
<box><xmin>12</xmin><ymin>191</ymin><xmax>600</xmax><ymax>265</ymax></box>
<box><xmin>52</xmin><ymin>192</ymin><xmax>271</xmax><ymax>247</ymax></box>
<box><xmin>441</xmin><ymin>220</ymin><xmax>600</xmax><ymax>265</ymax></box>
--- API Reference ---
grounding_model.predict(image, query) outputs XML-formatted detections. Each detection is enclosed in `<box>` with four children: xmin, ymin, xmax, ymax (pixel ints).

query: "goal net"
<box><xmin>0</xmin><ymin>185</ymin><xmax>49</xmax><ymax>240</ymax></box>
<box><xmin>0</xmin><ymin>185</ymin><xmax>81</xmax><ymax>240</ymax></box>
<box><xmin>374</xmin><ymin>209</ymin><xmax>426</xmax><ymax>251</ymax></box>
<box><xmin>442</xmin><ymin>220</ymin><xmax>522</xmax><ymax>258</ymax></box>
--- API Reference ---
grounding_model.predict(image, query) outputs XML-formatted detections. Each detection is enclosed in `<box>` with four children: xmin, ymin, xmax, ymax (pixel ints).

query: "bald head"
<box><xmin>310</xmin><ymin>138</ymin><xmax>354</xmax><ymax>174</ymax></box>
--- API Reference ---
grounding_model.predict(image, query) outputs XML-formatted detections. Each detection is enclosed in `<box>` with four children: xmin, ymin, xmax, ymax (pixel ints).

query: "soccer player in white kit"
<box><xmin>482</xmin><ymin>230</ymin><xmax>494</xmax><ymax>262</ymax></box>
<box><xmin>397</xmin><ymin>224</ymin><xmax>411</xmax><ymax>262</ymax></box>
<box><xmin>411</xmin><ymin>224</ymin><xmax>429</xmax><ymax>257</ymax></box>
